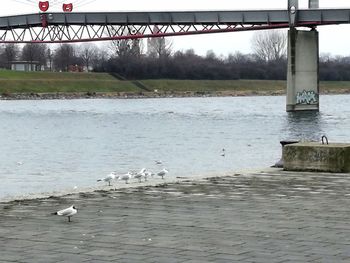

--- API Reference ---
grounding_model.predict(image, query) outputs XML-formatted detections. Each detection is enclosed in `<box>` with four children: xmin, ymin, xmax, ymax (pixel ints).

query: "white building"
<box><xmin>11</xmin><ymin>61</ymin><xmax>41</xmax><ymax>72</ymax></box>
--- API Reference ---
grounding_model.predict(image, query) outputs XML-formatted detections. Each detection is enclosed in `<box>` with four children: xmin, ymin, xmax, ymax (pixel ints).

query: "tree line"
<box><xmin>0</xmin><ymin>30</ymin><xmax>349</xmax><ymax>81</ymax></box>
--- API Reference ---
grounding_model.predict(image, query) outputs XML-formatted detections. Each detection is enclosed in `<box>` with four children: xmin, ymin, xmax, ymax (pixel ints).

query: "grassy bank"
<box><xmin>0</xmin><ymin>70</ymin><xmax>139</xmax><ymax>94</ymax></box>
<box><xmin>0</xmin><ymin>70</ymin><xmax>349</xmax><ymax>97</ymax></box>
<box><xmin>143</xmin><ymin>79</ymin><xmax>350</xmax><ymax>94</ymax></box>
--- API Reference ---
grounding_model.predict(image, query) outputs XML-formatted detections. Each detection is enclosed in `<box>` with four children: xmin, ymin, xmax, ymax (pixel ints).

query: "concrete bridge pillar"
<box><xmin>286</xmin><ymin>28</ymin><xmax>319</xmax><ymax>112</ymax></box>
<box><xmin>288</xmin><ymin>0</ymin><xmax>299</xmax><ymax>27</ymax></box>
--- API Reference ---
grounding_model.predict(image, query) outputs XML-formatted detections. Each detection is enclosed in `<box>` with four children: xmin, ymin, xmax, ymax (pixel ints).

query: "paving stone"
<box><xmin>0</xmin><ymin>254</ymin><xmax>26</xmax><ymax>262</ymax></box>
<box><xmin>1</xmin><ymin>169</ymin><xmax>350</xmax><ymax>262</ymax></box>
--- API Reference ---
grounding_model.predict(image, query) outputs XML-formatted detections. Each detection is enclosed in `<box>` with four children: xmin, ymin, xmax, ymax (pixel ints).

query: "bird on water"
<box><xmin>221</xmin><ymin>148</ymin><xmax>226</xmax><ymax>157</ymax></box>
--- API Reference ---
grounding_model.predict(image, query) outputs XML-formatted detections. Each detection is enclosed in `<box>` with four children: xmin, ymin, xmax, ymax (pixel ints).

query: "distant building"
<box><xmin>68</xmin><ymin>64</ymin><xmax>84</xmax><ymax>72</ymax></box>
<box><xmin>11</xmin><ymin>61</ymin><xmax>41</xmax><ymax>72</ymax></box>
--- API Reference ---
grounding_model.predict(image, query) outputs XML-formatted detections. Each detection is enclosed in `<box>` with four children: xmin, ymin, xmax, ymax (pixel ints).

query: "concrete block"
<box><xmin>283</xmin><ymin>142</ymin><xmax>350</xmax><ymax>173</ymax></box>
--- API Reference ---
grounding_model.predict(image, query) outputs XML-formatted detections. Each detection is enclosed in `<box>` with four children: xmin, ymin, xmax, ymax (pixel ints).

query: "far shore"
<box><xmin>1</xmin><ymin>70</ymin><xmax>350</xmax><ymax>100</ymax></box>
<box><xmin>0</xmin><ymin>88</ymin><xmax>349</xmax><ymax>100</ymax></box>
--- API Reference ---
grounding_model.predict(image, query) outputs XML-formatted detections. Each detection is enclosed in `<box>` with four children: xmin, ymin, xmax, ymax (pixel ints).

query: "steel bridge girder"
<box><xmin>0</xmin><ymin>9</ymin><xmax>348</xmax><ymax>43</ymax></box>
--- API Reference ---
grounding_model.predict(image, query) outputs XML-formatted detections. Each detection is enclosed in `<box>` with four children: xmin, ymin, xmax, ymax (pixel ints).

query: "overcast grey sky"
<box><xmin>3</xmin><ymin>0</ymin><xmax>350</xmax><ymax>56</ymax></box>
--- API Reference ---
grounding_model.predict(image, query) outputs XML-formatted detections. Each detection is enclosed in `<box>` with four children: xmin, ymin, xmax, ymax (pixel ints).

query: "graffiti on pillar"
<box><xmin>296</xmin><ymin>90</ymin><xmax>318</xmax><ymax>104</ymax></box>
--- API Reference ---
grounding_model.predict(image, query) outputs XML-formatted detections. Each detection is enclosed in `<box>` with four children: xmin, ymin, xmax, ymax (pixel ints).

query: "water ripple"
<box><xmin>0</xmin><ymin>95</ymin><xmax>349</xmax><ymax>200</ymax></box>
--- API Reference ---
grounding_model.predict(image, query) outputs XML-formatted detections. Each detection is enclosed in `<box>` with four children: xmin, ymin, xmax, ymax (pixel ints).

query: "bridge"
<box><xmin>0</xmin><ymin>8</ymin><xmax>349</xmax><ymax>43</ymax></box>
<box><xmin>1</xmin><ymin>0</ymin><xmax>349</xmax><ymax>111</ymax></box>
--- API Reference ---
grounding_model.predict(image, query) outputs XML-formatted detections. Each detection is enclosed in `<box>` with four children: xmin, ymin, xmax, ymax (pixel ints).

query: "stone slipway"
<box><xmin>1</xmin><ymin>168</ymin><xmax>350</xmax><ymax>263</ymax></box>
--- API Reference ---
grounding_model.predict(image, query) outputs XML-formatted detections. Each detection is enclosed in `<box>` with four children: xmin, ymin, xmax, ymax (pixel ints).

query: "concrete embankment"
<box><xmin>1</xmin><ymin>168</ymin><xmax>350</xmax><ymax>262</ymax></box>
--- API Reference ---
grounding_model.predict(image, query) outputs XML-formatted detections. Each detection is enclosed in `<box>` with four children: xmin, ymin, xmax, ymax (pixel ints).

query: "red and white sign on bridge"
<box><xmin>14</xmin><ymin>0</ymin><xmax>96</xmax><ymax>12</ymax></box>
<box><xmin>39</xmin><ymin>1</ymin><xmax>72</xmax><ymax>12</ymax></box>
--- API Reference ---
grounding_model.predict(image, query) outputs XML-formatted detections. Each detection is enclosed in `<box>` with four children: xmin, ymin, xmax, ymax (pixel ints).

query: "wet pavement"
<box><xmin>1</xmin><ymin>168</ymin><xmax>350</xmax><ymax>263</ymax></box>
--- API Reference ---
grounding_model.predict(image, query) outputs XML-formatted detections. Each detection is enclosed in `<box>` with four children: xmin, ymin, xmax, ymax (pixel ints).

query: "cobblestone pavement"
<box><xmin>1</xmin><ymin>169</ymin><xmax>350</xmax><ymax>263</ymax></box>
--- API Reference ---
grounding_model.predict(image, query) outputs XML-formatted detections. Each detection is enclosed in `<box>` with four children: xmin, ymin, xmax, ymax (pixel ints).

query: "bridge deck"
<box><xmin>0</xmin><ymin>9</ymin><xmax>349</xmax><ymax>43</ymax></box>
<box><xmin>1</xmin><ymin>9</ymin><xmax>350</xmax><ymax>29</ymax></box>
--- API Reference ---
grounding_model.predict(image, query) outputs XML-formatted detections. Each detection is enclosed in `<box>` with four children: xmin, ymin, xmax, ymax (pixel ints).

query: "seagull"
<box><xmin>144</xmin><ymin>171</ymin><xmax>154</xmax><ymax>181</ymax></box>
<box><xmin>52</xmin><ymin>205</ymin><xmax>77</xmax><ymax>222</ymax></box>
<box><xmin>97</xmin><ymin>172</ymin><xmax>117</xmax><ymax>186</ymax></box>
<box><xmin>221</xmin><ymin>148</ymin><xmax>226</xmax><ymax>157</ymax></box>
<box><xmin>133</xmin><ymin>168</ymin><xmax>146</xmax><ymax>183</ymax></box>
<box><xmin>155</xmin><ymin>160</ymin><xmax>162</xmax><ymax>165</ymax></box>
<box><xmin>118</xmin><ymin>172</ymin><xmax>132</xmax><ymax>184</ymax></box>
<box><xmin>157</xmin><ymin>168</ymin><xmax>169</xmax><ymax>179</ymax></box>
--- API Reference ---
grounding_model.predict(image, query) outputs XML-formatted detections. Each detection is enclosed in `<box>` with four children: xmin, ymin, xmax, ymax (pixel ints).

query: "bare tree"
<box><xmin>227</xmin><ymin>51</ymin><xmax>249</xmax><ymax>64</ymax></box>
<box><xmin>53</xmin><ymin>44</ymin><xmax>76</xmax><ymax>71</ymax></box>
<box><xmin>108</xmin><ymin>26</ymin><xmax>144</xmax><ymax>58</ymax></box>
<box><xmin>251</xmin><ymin>30</ymin><xmax>287</xmax><ymax>61</ymax></box>
<box><xmin>113</xmin><ymin>38</ymin><xmax>143</xmax><ymax>58</ymax></box>
<box><xmin>205</xmin><ymin>50</ymin><xmax>217</xmax><ymax>61</ymax></box>
<box><xmin>47</xmin><ymin>47</ymin><xmax>53</xmax><ymax>71</ymax></box>
<box><xmin>78</xmin><ymin>43</ymin><xmax>98</xmax><ymax>71</ymax></box>
<box><xmin>0</xmin><ymin>44</ymin><xmax>20</xmax><ymax>69</ymax></box>
<box><xmin>91</xmin><ymin>44</ymin><xmax>110</xmax><ymax>71</ymax></box>
<box><xmin>22</xmin><ymin>43</ymin><xmax>47</xmax><ymax>70</ymax></box>
<box><xmin>147</xmin><ymin>37</ymin><xmax>172</xmax><ymax>58</ymax></box>
<box><xmin>147</xmin><ymin>26</ymin><xmax>172</xmax><ymax>58</ymax></box>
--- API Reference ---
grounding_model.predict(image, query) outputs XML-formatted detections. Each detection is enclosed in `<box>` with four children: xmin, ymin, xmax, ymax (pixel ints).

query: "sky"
<box><xmin>2</xmin><ymin>0</ymin><xmax>350</xmax><ymax>56</ymax></box>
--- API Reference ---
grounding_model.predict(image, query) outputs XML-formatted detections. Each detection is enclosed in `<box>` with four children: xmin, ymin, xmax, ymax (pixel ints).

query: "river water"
<box><xmin>0</xmin><ymin>95</ymin><xmax>349</xmax><ymax>201</ymax></box>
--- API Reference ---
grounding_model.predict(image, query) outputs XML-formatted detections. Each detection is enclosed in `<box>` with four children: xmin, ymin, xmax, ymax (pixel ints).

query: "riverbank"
<box><xmin>2</xmin><ymin>89</ymin><xmax>349</xmax><ymax>100</ymax></box>
<box><xmin>0</xmin><ymin>70</ymin><xmax>350</xmax><ymax>99</ymax></box>
<box><xmin>1</xmin><ymin>168</ymin><xmax>350</xmax><ymax>262</ymax></box>
<box><xmin>0</xmin><ymin>90</ymin><xmax>286</xmax><ymax>100</ymax></box>
<box><xmin>1</xmin><ymin>85</ymin><xmax>350</xmax><ymax>100</ymax></box>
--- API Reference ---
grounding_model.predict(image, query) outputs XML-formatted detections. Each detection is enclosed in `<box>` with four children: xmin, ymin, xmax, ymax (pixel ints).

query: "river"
<box><xmin>1</xmin><ymin>95</ymin><xmax>349</xmax><ymax>201</ymax></box>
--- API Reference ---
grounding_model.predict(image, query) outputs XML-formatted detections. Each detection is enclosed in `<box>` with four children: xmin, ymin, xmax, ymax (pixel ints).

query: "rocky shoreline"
<box><xmin>0</xmin><ymin>90</ymin><xmax>284</xmax><ymax>100</ymax></box>
<box><xmin>0</xmin><ymin>89</ymin><xmax>348</xmax><ymax>100</ymax></box>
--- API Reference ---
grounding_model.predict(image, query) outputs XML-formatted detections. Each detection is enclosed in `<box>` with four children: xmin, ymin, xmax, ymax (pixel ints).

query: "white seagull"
<box><xmin>221</xmin><ymin>148</ymin><xmax>226</xmax><ymax>157</ymax></box>
<box><xmin>52</xmin><ymin>205</ymin><xmax>77</xmax><ymax>222</ymax></box>
<box><xmin>144</xmin><ymin>171</ymin><xmax>154</xmax><ymax>181</ymax></box>
<box><xmin>157</xmin><ymin>168</ymin><xmax>169</xmax><ymax>179</ymax></box>
<box><xmin>155</xmin><ymin>160</ymin><xmax>162</xmax><ymax>165</ymax></box>
<box><xmin>97</xmin><ymin>172</ymin><xmax>117</xmax><ymax>186</ymax></box>
<box><xmin>133</xmin><ymin>168</ymin><xmax>146</xmax><ymax>183</ymax></box>
<box><xmin>118</xmin><ymin>172</ymin><xmax>132</xmax><ymax>184</ymax></box>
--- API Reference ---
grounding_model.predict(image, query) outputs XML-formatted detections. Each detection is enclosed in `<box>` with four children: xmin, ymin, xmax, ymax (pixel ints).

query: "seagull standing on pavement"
<box><xmin>52</xmin><ymin>205</ymin><xmax>77</xmax><ymax>222</ymax></box>
<box><xmin>133</xmin><ymin>168</ymin><xmax>146</xmax><ymax>183</ymax></box>
<box><xmin>97</xmin><ymin>172</ymin><xmax>117</xmax><ymax>186</ymax></box>
<box><xmin>157</xmin><ymin>168</ymin><xmax>169</xmax><ymax>179</ymax></box>
<box><xmin>144</xmin><ymin>171</ymin><xmax>153</xmax><ymax>181</ymax></box>
<box><xmin>119</xmin><ymin>172</ymin><xmax>132</xmax><ymax>184</ymax></box>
